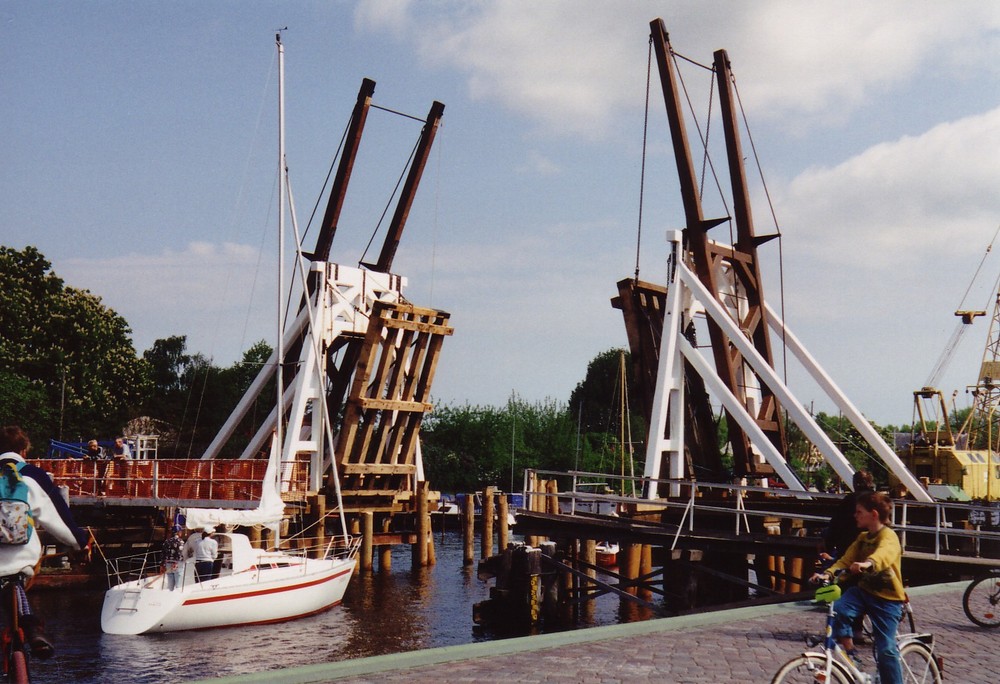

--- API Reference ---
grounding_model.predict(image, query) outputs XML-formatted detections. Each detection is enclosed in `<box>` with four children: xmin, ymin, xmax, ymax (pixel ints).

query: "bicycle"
<box><xmin>771</xmin><ymin>578</ymin><xmax>942</xmax><ymax>684</ymax></box>
<box><xmin>0</xmin><ymin>575</ymin><xmax>31</xmax><ymax>684</ymax></box>
<box><xmin>962</xmin><ymin>567</ymin><xmax>1000</xmax><ymax>628</ymax></box>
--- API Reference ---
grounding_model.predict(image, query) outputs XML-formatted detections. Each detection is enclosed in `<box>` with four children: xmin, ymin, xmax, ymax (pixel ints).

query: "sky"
<box><xmin>5</xmin><ymin>1</ymin><xmax>1000</xmax><ymax>428</ymax></box>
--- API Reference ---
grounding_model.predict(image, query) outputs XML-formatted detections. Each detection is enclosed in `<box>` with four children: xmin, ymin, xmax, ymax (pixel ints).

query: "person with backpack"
<box><xmin>0</xmin><ymin>425</ymin><xmax>91</xmax><ymax>658</ymax></box>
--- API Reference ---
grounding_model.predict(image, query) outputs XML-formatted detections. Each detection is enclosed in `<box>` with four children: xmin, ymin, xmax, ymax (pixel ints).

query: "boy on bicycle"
<box><xmin>811</xmin><ymin>491</ymin><xmax>905</xmax><ymax>684</ymax></box>
<box><xmin>0</xmin><ymin>426</ymin><xmax>91</xmax><ymax>658</ymax></box>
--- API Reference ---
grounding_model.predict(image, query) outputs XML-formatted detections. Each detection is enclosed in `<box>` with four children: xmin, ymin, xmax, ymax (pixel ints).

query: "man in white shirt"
<box><xmin>194</xmin><ymin>529</ymin><xmax>219</xmax><ymax>582</ymax></box>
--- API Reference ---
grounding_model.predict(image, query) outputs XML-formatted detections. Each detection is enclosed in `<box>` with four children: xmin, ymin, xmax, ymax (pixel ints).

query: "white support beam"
<box><xmin>678</xmin><ymin>336</ymin><xmax>809</xmax><ymax>495</ymax></box>
<box><xmin>200</xmin><ymin>307</ymin><xmax>310</xmax><ymax>461</ymax></box>
<box><xmin>678</xmin><ymin>262</ymin><xmax>858</xmax><ymax>485</ymax></box>
<box><xmin>643</xmin><ymin>231</ymin><xmax>686</xmax><ymax>498</ymax></box>
<box><xmin>764</xmin><ymin>302</ymin><xmax>934</xmax><ymax>503</ymax></box>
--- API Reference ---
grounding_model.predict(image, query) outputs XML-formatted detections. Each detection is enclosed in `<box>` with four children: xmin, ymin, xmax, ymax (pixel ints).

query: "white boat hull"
<box><xmin>102</xmin><ymin>550</ymin><xmax>356</xmax><ymax>635</ymax></box>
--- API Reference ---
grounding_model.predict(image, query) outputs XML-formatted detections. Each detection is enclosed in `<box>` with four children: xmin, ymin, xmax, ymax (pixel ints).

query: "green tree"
<box><xmin>140</xmin><ymin>337</ymin><xmax>274</xmax><ymax>458</ymax></box>
<box><xmin>0</xmin><ymin>246</ymin><xmax>146</xmax><ymax>445</ymax></box>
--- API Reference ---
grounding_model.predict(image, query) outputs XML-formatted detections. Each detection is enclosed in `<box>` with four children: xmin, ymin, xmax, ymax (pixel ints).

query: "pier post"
<box><xmin>526</xmin><ymin>477</ymin><xmax>541</xmax><ymax>547</ymax></box>
<box><xmin>310</xmin><ymin>493</ymin><xmax>326</xmax><ymax>557</ymax></box>
<box><xmin>481</xmin><ymin>486</ymin><xmax>495</xmax><ymax>559</ymax></box>
<box><xmin>361</xmin><ymin>510</ymin><xmax>374</xmax><ymax>572</ymax></box>
<box><xmin>462</xmin><ymin>493</ymin><xmax>475</xmax><ymax>565</ymax></box>
<box><xmin>639</xmin><ymin>544</ymin><xmax>653</xmax><ymax>602</ymax></box>
<box><xmin>498</xmin><ymin>494</ymin><xmax>509</xmax><ymax>551</ymax></box>
<box><xmin>765</xmin><ymin>519</ymin><xmax>784</xmax><ymax>592</ymax></box>
<box><xmin>787</xmin><ymin>523</ymin><xmax>806</xmax><ymax>593</ymax></box>
<box><xmin>622</xmin><ymin>543</ymin><xmax>641</xmax><ymax>596</ymax></box>
<box><xmin>581</xmin><ymin>539</ymin><xmax>596</xmax><ymax>621</ymax></box>
<box><xmin>545</xmin><ymin>479</ymin><xmax>559</xmax><ymax>514</ymax></box>
<box><xmin>413</xmin><ymin>480</ymin><xmax>430</xmax><ymax>568</ymax></box>
<box><xmin>379</xmin><ymin>517</ymin><xmax>392</xmax><ymax>572</ymax></box>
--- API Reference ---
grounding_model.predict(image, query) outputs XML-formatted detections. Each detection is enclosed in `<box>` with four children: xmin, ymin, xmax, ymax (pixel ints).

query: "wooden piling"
<box><xmin>525</xmin><ymin>477</ymin><xmax>540</xmax><ymax>547</ymax></box>
<box><xmin>413</xmin><ymin>480</ymin><xmax>430</xmax><ymax>568</ymax></box>
<box><xmin>581</xmin><ymin>539</ymin><xmax>596</xmax><ymax>621</ymax></box>
<box><xmin>310</xmin><ymin>493</ymin><xmax>326</xmax><ymax>558</ymax></box>
<box><xmin>766</xmin><ymin>521</ymin><xmax>784</xmax><ymax>592</ymax></box>
<box><xmin>498</xmin><ymin>494</ymin><xmax>509</xmax><ymax>551</ymax></box>
<box><xmin>481</xmin><ymin>486</ymin><xmax>495</xmax><ymax>560</ymax></box>
<box><xmin>787</xmin><ymin>523</ymin><xmax>806</xmax><ymax>593</ymax></box>
<box><xmin>462</xmin><ymin>493</ymin><xmax>475</xmax><ymax>565</ymax></box>
<box><xmin>361</xmin><ymin>510</ymin><xmax>374</xmax><ymax>572</ymax></box>
<box><xmin>639</xmin><ymin>544</ymin><xmax>653</xmax><ymax>601</ymax></box>
<box><xmin>545</xmin><ymin>479</ymin><xmax>559</xmax><ymax>514</ymax></box>
<box><xmin>621</xmin><ymin>543</ymin><xmax>641</xmax><ymax>596</ymax></box>
<box><xmin>379</xmin><ymin>517</ymin><xmax>392</xmax><ymax>572</ymax></box>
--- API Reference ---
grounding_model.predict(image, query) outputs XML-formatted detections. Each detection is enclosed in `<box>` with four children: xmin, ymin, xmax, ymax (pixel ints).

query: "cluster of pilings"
<box><xmin>350</xmin><ymin>484</ymin><xmax>514</xmax><ymax>573</ymax></box>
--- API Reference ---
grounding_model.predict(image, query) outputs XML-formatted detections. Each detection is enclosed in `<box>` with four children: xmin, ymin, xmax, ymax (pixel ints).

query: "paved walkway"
<box><xmin>196</xmin><ymin>582</ymin><xmax>995</xmax><ymax>683</ymax></box>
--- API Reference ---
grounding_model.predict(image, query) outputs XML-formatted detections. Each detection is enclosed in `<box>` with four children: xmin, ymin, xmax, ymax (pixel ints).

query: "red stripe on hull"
<box><xmin>182</xmin><ymin>566</ymin><xmax>352</xmax><ymax>606</ymax></box>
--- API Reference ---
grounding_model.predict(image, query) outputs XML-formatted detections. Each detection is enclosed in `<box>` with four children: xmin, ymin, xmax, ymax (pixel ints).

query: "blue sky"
<box><xmin>5</xmin><ymin>2</ymin><xmax>1000</xmax><ymax>427</ymax></box>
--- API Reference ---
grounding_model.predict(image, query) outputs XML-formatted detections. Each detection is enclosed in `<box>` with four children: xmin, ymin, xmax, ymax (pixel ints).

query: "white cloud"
<box><xmin>356</xmin><ymin>1</ymin><xmax>1000</xmax><ymax>137</ymax></box>
<box><xmin>58</xmin><ymin>242</ymin><xmax>275</xmax><ymax>363</ymax></box>
<box><xmin>778</xmin><ymin>106</ymin><xmax>1000</xmax><ymax>269</ymax></box>
<box><xmin>519</xmin><ymin>150</ymin><xmax>560</xmax><ymax>176</ymax></box>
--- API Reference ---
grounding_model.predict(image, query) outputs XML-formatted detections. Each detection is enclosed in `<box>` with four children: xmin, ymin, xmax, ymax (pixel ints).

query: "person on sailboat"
<box><xmin>161</xmin><ymin>525</ymin><xmax>185</xmax><ymax>590</ymax></box>
<box><xmin>0</xmin><ymin>425</ymin><xmax>91</xmax><ymax>658</ymax></box>
<box><xmin>194</xmin><ymin>529</ymin><xmax>219</xmax><ymax>582</ymax></box>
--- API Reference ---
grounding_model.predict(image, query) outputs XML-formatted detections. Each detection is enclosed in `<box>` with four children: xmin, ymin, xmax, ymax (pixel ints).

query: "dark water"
<box><xmin>27</xmin><ymin>531</ymin><xmax>628</xmax><ymax>683</ymax></box>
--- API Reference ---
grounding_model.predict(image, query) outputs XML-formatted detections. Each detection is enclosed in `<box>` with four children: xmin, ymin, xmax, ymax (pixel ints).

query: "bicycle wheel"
<box><xmin>771</xmin><ymin>654</ymin><xmax>851</xmax><ymax>684</ymax></box>
<box><xmin>898</xmin><ymin>641</ymin><xmax>942</xmax><ymax>684</ymax></box>
<box><xmin>963</xmin><ymin>574</ymin><xmax>1000</xmax><ymax>627</ymax></box>
<box><xmin>8</xmin><ymin>648</ymin><xmax>28</xmax><ymax>684</ymax></box>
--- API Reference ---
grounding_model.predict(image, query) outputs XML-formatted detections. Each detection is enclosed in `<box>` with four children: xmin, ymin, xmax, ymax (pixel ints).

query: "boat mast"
<box><xmin>276</xmin><ymin>31</ymin><xmax>286</xmax><ymax>465</ymax></box>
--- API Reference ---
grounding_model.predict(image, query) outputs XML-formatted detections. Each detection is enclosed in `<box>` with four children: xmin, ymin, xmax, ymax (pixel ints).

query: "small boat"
<box><xmin>101</xmin><ymin>533</ymin><xmax>357</xmax><ymax>634</ymax></box>
<box><xmin>595</xmin><ymin>541</ymin><xmax>619</xmax><ymax>567</ymax></box>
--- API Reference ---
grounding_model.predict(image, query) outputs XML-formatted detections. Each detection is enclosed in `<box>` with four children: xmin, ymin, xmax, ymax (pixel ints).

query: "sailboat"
<box><xmin>101</xmin><ymin>33</ymin><xmax>358</xmax><ymax>635</ymax></box>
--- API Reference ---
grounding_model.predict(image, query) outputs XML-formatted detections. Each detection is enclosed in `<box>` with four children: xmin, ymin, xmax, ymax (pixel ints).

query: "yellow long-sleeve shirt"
<box><xmin>828</xmin><ymin>525</ymin><xmax>905</xmax><ymax>602</ymax></box>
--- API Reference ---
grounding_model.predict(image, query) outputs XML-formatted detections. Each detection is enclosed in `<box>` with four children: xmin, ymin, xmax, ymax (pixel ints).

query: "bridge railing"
<box><xmin>523</xmin><ymin>468</ymin><xmax>1000</xmax><ymax>561</ymax></box>
<box><xmin>33</xmin><ymin>458</ymin><xmax>310</xmax><ymax>503</ymax></box>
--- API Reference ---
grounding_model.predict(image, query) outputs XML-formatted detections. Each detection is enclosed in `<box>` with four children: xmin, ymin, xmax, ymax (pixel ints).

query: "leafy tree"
<box><xmin>0</xmin><ymin>246</ymin><xmax>146</xmax><ymax>445</ymax></box>
<box><xmin>140</xmin><ymin>336</ymin><xmax>273</xmax><ymax>458</ymax></box>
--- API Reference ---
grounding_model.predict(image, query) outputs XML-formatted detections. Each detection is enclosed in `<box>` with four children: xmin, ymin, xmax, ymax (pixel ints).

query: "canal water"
<box><xmin>28</xmin><ymin>530</ymin><xmax>630</xmax><ymax>683</ymax></box>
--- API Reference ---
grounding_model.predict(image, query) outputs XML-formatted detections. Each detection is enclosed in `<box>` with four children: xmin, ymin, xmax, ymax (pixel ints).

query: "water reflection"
<box><xmin>28</xmin><ymin>532</ymin><xmax>628</xmax><ymax>682</ymax></box>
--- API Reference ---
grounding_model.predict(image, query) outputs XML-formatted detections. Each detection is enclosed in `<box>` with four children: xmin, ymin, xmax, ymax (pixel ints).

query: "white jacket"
<box><xmin>0</xmin><ymin>452</ymin><xmax>89</xmax><ymax>577</ymax></box>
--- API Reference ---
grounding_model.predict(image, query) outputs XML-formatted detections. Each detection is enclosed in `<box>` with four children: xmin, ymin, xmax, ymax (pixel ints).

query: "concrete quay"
<box><xmin>199</xmin><ymin>581</ymin><xmax>995</xmax><ymax>684</ymax></box>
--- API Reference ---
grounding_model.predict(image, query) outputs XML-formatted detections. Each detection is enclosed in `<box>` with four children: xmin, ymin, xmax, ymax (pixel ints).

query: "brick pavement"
<box><xmin>198</xmin><ymin>582</ymin><xmax>996</xmax><ymax>684</ymax></box>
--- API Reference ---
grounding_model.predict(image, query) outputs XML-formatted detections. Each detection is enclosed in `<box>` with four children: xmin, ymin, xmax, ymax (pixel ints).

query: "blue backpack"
<box><xmin>0</xmin><ymin>460</ymin><xmax>34</xmax><ymax>545</ymax></box>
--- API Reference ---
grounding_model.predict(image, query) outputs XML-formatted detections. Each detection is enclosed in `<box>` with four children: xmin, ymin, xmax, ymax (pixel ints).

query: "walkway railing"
<box><xmin>34</xmin><ymin>459</ymin><xmax>310</xmax><ymax>505</ymax></box>
<box><xmin>523</xmin><ymin>468</ymin><xmax>1000</xmax><ymax>562</ymax></box>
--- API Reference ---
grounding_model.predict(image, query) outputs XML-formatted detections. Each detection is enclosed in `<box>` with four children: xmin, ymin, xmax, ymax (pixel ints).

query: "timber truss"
<box><xmin>202</xmin><ymin>79</ymin><xmax>453</xmax><ymax>512</ymax></box>
<box><xmin>626</xmin><ymin>20</ymin><xmax>932</xmax><ymax>502</ymax></box>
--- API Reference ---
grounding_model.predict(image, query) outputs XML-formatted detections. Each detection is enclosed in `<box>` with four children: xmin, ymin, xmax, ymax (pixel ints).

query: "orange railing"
<box><xmin>33</xmin><ymin>459</ymin><xmax>309</xmax><ymax>502</ymax></box>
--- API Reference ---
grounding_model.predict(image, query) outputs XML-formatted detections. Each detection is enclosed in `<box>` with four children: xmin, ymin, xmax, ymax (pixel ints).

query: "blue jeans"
<box><xmin>164</xmin><ymin>561</ymin><xmax>183</xmax><ymax>590</ymax></box>
<box><xmin>833</xmin><ymin>586</ymin><xmax>904</xmax><ymax>684</ymax></box>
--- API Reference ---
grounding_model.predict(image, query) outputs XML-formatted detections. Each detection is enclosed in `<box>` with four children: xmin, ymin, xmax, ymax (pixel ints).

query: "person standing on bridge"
<box><xmin>811</xmin><ymin>491</ymin><xmax>904</xmax><ymax>684</ymax></box>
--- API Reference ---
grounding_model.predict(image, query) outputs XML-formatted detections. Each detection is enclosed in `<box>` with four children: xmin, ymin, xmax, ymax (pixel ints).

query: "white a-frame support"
<box><xmin>201</xmin><ymin>261</ymin><xmax>407</xmax><ymax>493</ymax></box>
<box><xmin>643</xmin><ymin>230</ymin><xmax>933</xmax><ymax>503</ymax></box>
